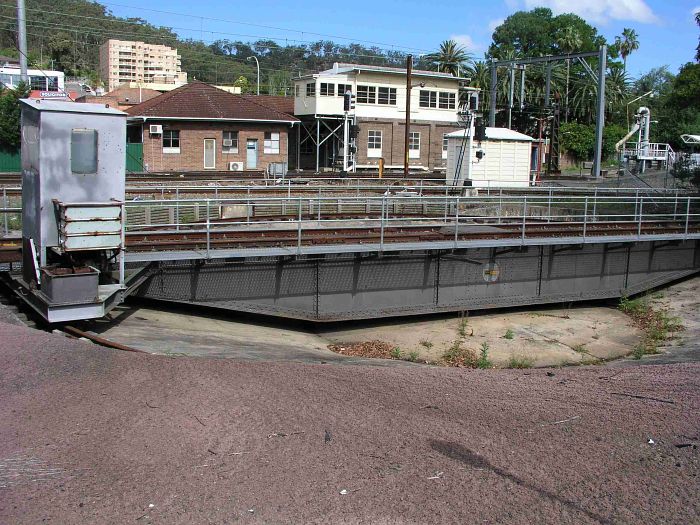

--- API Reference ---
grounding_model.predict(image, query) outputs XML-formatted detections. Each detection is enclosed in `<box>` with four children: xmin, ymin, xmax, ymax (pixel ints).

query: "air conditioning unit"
<box><xmin>149</xmin><ymin>124</ymin><xmax>163</xmax><ymax>135</ymax></box>
<box><xmin>222</xmin><ymin>139</ymin><xmax>233</xmax><ymax>147</ymax></box>
<box><xmin>228</xmin><ymin>162</ymin><xmax>244</xmax><ymax>171</ymax></box>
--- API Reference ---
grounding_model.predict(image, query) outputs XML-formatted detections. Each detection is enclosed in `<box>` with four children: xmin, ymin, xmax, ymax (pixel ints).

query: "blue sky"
<box><xmin>105</xmin><ymin>0</ymin><xmax>699</xmax><ymax>78</ymax></box>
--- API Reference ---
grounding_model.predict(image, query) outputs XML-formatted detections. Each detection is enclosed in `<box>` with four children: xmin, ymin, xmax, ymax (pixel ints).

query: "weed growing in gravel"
<box><xmin>390</xmin><ymin>347</ymin><xmax>402</xmax><ymax>359</ymax></box>
<box><xmin>442</xmin><ymin>339</ymin><xmax>478</xmax><ymax>367</ymax></box>
<box><xmin>419</xmin><ymin>340</ymin><xmax>434</xmax><ymax>350</ymax></box>
<box><xmin>406</xmin><ymin>351</ymin><xmax>419</xmax><ymax>362</ymax></box>
<box><xmin>477</xmin><ymin>342</ymin><xmax>492</xmax><ymax>369</ymax></box>
<box><xmin>503</xmin><ymin>329</ymin><xmax>515</xmax><ymax>340</ymax></box>
<box><xmin>457</xmin><ymin>318</ymin><xmax>469</xmax><ymax>338</ymax></box>
<box><xmin>507</xmin><ymin>355</ymin><xmax>534</xmax><ymax>369</ymax></box>
<box><xmin>572</xmin><ymin>344</ymin><xmax>587</xmax><ymax>353</ymax></box>
<box><xmin>619</xmin><ymin>296</ymin><xmax>683</xmax><ymax>358</ymax></box>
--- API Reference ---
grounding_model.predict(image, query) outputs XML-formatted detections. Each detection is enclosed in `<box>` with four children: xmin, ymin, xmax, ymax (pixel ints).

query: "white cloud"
<box><xmin>488</xmin><ymin>18</ymin><xmax>505</xmax><ymax>32</ymax></box>
<box><xmin>449</xmin><ymin>34</ymin><xmax>482</xmax><ymax>52</ymax></box>
<box><xmin>521</xmin><ymin>0</ymin><xmax>660</xmax><ymax>24</ymax></box>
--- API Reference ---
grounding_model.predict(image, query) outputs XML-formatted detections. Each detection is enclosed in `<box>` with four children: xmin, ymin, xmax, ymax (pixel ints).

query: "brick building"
<box><xmin>126</xmin><ymin>82</ymin><xmax>299</xmax><ymax>172</ymax></box>
<box><xmin>76</xmin><ymin>86</ymin><xmax>162</xmax><ymax>111</ymax></box>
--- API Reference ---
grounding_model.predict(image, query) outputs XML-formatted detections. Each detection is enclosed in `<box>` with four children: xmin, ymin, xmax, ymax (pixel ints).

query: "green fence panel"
<box><xmin>0</xmin><ymin>149</ymin><xmax>21</xmax><ymax>172</ymax></box>
<box><xmin>126</xmin><ymin>143</ymin><xmax>144</xmax><ymax>173</ymax></box>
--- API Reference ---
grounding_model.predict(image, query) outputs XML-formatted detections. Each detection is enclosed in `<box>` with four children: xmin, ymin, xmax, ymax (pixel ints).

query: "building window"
<box><xmin>419</xmin><ymin>90</ymin><xmax>437</xmax><ymax>108</ymax></box>
<box><xmin>377</xmin><ymin>87</ymin><xmax>397</xmax><ymax>105</ymax></box>
<box><xmin>367</xmin><ymin>130</ymin><xmax>382</xmax><ymax>157</ymax></box>
<box><xmin>409</xmin><ymin>132</ymin><xmax>420</xmax><ymax>159</ymax></box>
<box><xmin>306</xmin><ymin>82</ymin><xmax>315</xmax><ymax>96</ymax></box>
<box><xmin>337</xmin><ymin>83</ymin><xmax>351</xmax><ymax>96</ymax></box>
<box><xmin>264</xmin><ymin>132</ymin><xmax>280</xmax><ymax>154</ymax></box>
<box><xmin>357</xmin><ymin>85</ymin><xmax>376</xmax><ymax>104</ymax></box>
<box><xmin>320</xmin><ymin>83</ymin><xmax>335</xmax><ymax>96</ymax></box>
<box><xmin>223</xmin><ymin>131</ymin><xmax>238</xmax><ymax>154</ymax></box>
<box><xmin>162</xmin><ymin>129</ymin><xmax>180</xmax><ymax>153</ymax></box>
<box><xmin>439</xmin><ymin>92</ymin><xmax>456</xmax><ymax>110</ymax></box>
<box><xmin>442</xmin><ymin>133</ymin><xmax>449</xmax><ymax>159</ymax></box>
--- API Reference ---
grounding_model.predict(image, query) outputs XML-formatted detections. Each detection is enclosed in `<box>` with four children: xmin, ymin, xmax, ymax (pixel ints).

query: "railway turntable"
<box><xmin>1</xmin><ymin>100</ymin><xmax>699</xmax><ymax>323</ymax></box>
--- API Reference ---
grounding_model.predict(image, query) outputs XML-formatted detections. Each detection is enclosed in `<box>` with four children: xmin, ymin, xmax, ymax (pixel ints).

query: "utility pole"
<box><xmin>508</xmin><ymin>66</ymin><xmax>515</xmax><ymax>129</ymax></box>
<box><xmin>16</xmin><ymin>0</ymin><xmax>28</xmax><ymax>82</ymax></box>
<box><xmin>489</xmin><ymin>62</ymin><xmax>497</xmax><ymax>127</ymax></box>
<box><xmin>404</xmin><ymin>54</ymin><xmax>412</xmax><ymax>177</ymax></box>
<box><xmin>247</xmin><ymin>56</ymin><xmax>260</xmax><ymax>96</ymax></box>
<box><xmin>592</xmin><ymin>45</ymin><xmax>607</xmax><ymax>178</ymax></box>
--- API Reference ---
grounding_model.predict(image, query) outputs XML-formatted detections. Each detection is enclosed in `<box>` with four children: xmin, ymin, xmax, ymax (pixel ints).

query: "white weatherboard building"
<box><xmin>293</xmin><ymin>63</ymin><xmax>477</xmax><ymax>172</ymax></box>
<box><xmin>446</xmin><ymin>128</ymin><xmax>535</xmax><ymax>188</ymax></box>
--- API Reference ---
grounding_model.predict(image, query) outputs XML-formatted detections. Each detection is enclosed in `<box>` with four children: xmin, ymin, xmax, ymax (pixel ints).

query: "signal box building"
<box><xmin>293</xmin><ymin>62</ymin><xmax>476</xmax><ymax>172</ymax></box>
<box><xmin>126</xmin><ymin>81</ymin><xmax>298</xmax><ymax>173</ymax></box>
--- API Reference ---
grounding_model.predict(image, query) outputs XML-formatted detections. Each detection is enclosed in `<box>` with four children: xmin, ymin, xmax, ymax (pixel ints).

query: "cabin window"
<box><xmin>71</xmin><ymin>129</ymin><xmax>98</xmax><ymax>174</ymax></box>
<box><xmin>377</xmin><ymin>87</ymin><xmax>397</xmax><ymax>105</ymax></box>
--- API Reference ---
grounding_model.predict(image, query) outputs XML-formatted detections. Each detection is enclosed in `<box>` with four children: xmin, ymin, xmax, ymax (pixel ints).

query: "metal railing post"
<box><xmin>583</xmin><ymin>196</ymin><xmax>588</xmax><ymax>241</ymax></box>
<box><xmin>175</xmin><ymin>187</ymin><xmax>179</xmax><ymax>231</ymax></box>
<box><xmin>297</xmin><ymin>197</ymin><xmax>302</xmax><ymax>253</ymax></box>
<box><xmin>673</xmin><ymin>196</ymin><xmax>678</xmax><ymax>221</ymax></box>
<box><xmin>592</xmin><ymin>188</ymin><xmax>597</xmax><ymax>219</ymax></box>
<box><xmin>547</xmin><ymin>188</ymin><xmax>552</xmax><ymax>223</ymax></box>
<box><xmin>3</xmin><ymin>187</ymin><xmax>7</xmax><ymax>236</ymax></box>
<box><xmin>205</xmin><ymin>199</ymin><xmax>210</xmax><ymax>258</ymax></box>
<box><xmin>380</xmin><ymin>197</ymin><xmax>386</xmax><ymax>252</ymax></box>
<box><xmin>685</xmin><ymin>198</ymin><xmax>690</xmax><ymax>239</ymax></box>
<box><xmin>521</xmin><ymin>196</ymin><xmax>527</xmax><ymax>243</ymax></box>
<box><xmin>454</xmin><ymin>197</ymin><xmax>460</xmax><ymax>246</ymax></box>
<box><xmin>638</xmin><ymin>197</ymin><xmax>644</xmax><ymax>238</ymax></box>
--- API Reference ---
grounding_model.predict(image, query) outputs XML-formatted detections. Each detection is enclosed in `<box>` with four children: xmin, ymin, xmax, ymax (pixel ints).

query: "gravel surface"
<box><xmin>1</xmin><ymin>320</ymin><xmax>699</xmax><ymax>524</ymax></box>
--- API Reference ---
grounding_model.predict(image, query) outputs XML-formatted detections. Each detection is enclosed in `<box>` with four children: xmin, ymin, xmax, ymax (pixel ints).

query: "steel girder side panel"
<box><xmin>626</xmin><ymin>241</ymin><xmax>698</xmax><ymax>293</ymax></box>
<box><xmin>317</xmin><ymin>253</ymin><xmax>436</xmax><ymax>318</ymax></box>
<box><xmin>437</xmin><ymin>248</ymin><xmax>540</xmax><ymax>308</ymax></box>
<box><xmin>539</xmin><ymin>244</ymin><xmax>628</xmax><ymax>300</ymax></box>
<box><xmin>136</xmin><ymin>259</ymin><xmax>318</xmax><ymax>318</ymax></box>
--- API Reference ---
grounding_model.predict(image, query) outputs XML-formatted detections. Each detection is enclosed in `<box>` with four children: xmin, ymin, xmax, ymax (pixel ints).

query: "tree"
<box><xmin>696</xmin><ymin>11</ymin><xmax>700</xmax><ymax>62</ymax></box>
<box><xmin>425</xmin><ymin>40</ymin><xmax>471</xmax><ymax>76</ymax></box>
<box><xmin>555</xmin><ymin>26</ymin><xmax>583</xmax><ymax>122</ymax></box>
<box><xmin>615</xmin><ymin>28</ymin><xmax>640</xmax><ymax>73</ymax></box>
<box><xmin>488</xmin><ymin>8</ymin><xmax>604</xmax><ymax>59</ymax></box>
<box><xmin>233</xmin><ymin>76</ymin><xmax>251</xmax><ymax>94</ymax></box>
<box><xmin>0</xmin><ymin>82</ymin><xmax>30</xmax><ymax>150</ymax></box>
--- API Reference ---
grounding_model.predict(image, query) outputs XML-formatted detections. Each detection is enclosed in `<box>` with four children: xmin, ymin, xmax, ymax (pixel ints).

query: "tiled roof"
<box><xmin>240</xmin><ymin>95</ymin><xmax>294</xmax><ymax>116</ymax></box>
<box><xmin>126</xmin><ymin>81</ymin><xmax>298</xmax><ymax>122</ymax></box>
<box><xmin>106</xmin><ymin>87</ymin><xmax>162</xmax><ymax>104</ymax></box>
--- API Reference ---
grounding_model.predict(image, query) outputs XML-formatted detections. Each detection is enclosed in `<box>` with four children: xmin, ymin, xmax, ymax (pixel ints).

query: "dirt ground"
<box><xmin>0</xmin><ymin>321</ymin><xmax>698</xmax><ymax>524</ymax></box>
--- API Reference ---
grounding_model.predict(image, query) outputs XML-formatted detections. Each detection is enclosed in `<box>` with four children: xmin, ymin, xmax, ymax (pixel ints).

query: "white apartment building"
<box><xmin>99</xmin><ymin>39</ymin><xmax>188</xmax><ymax>92</ymax></box>
<box><xmin>293</xmin><ymin>63</ymin><xmax>475</xmax><ymax>171</ymax></box>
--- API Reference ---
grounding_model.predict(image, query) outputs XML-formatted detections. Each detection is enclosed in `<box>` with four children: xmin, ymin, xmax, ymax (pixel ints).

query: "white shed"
<box><xmin>445</xmin><ymin>127</ymin><xmax>534</xmax><ymax>188</ymax></box>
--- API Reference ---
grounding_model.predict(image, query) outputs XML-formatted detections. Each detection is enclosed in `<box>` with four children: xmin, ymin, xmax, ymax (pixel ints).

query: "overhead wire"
<box><xmin>0</xmin><ymin>3</ymin><xmax>418</xmax><ymax>62</ymax></box>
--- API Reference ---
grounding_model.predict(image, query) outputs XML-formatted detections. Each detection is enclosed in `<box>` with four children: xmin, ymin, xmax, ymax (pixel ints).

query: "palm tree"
<box><xmin>615</xmin><ymin>28</ymin><xmax>640</xmax><ymax>73</ymax></box>
<box><xmin>426</xmin><ymin>40</ymin><xmax>472</xmax><ymax>76</ymax></box>
<box><xmin>695</xmin><ymin>11</ymin><xmax>700</xmax><ymax>61</ymax></box>
<box><xmin>555</xmin><ymin>26</ymin><xmax>582</xmax><ymax>122</ymax></box>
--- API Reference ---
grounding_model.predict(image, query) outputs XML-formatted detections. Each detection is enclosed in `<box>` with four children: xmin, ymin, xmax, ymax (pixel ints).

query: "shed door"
<box><xmin>204</xmin><ymin>139</ymin><xmax>216</xmax><ymax>169</ymax></box>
